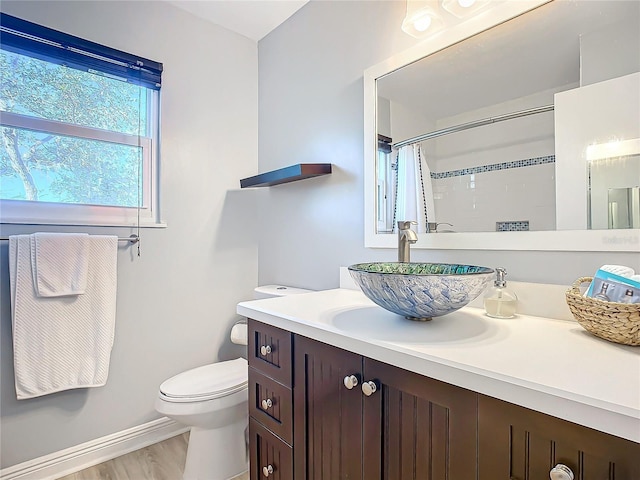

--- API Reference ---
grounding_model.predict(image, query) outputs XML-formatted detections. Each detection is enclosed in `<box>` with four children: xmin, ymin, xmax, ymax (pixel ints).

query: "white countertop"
<box><xmin>237</xmin><ymin>288</ymin><xmax>640</xmax><ymax>443</ymax></box>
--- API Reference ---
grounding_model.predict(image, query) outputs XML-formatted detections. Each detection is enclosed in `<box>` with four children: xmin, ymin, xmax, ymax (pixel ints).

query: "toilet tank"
<box><xmin>231</xmin><ymin>286</ymin><xmax>312</xmax><ymax>346</ymax></box>
<box><xmin>253</xmin><ymin>284</ymin><xmax>312</xmax><ymax>299</ymax></box>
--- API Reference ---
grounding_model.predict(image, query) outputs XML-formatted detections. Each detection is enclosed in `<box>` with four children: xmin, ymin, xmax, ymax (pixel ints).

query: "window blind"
<box><xmin>0</xmin><ymin>13</ymin><xmax>162</xmax><ymax>90</ymax></box>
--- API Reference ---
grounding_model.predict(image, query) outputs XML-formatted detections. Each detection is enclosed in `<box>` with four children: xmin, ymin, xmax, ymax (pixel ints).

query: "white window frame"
<box><xmin>0</xmin><ymin>89</ymin><xmax>162</xmax><ymax>227</ymax></box>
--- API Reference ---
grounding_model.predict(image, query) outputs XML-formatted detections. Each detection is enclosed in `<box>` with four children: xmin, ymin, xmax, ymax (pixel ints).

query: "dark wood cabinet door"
<box><xmin>363</xmin><ymin>358</ymin><xmax>478</xmax><ymax>480</ymax></box>
<box><xmin>293</xmin><ymin>335</ymin><xmax>364</xmax><ymax>480</ymax></box>
<box><xmin>479</xmin><ymin>395</ymin><xmax>640</xmax><ymax>480</ymax></box>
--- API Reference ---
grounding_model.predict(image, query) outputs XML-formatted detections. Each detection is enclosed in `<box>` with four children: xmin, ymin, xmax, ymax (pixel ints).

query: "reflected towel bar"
<box><xmin>0</xmin><ymin>234</ymin><xmax>140</xmax><ymax>244</ymax></box>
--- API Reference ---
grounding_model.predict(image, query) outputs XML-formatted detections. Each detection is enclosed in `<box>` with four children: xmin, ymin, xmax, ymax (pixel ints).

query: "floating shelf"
<box><xmin>240</xmin><ymin>163</ymin><xmax>332</xmax><ymax>188</ymax></box>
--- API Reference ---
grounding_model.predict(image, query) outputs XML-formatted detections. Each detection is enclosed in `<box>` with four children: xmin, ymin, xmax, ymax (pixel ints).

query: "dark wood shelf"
<box><xmin>240</xmin><ymin>163</ymin><xmax>332</xmax><ymax>188</ymax></box>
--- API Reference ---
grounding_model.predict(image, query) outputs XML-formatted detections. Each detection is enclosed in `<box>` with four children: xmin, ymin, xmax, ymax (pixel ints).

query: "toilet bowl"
<box><xmin>155</xmin><ymin>285</ymin><xmax>310</xmax><ymax>480</ymax></box>
<box><xmin>155</xmin><ymin>359</ymin><xmax>248</xmax><ymax>480</ymax></box>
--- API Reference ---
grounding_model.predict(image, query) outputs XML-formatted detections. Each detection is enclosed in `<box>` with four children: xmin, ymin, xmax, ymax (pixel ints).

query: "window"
<box><xmin>0</xmin><ymin>13</ymin><xmax>163</xmax><ymax>226</ymax></box>
<box><xmin>377</xmin><ymin>135</ymin><xmax>394</xmax><ymax>233</ymax></box>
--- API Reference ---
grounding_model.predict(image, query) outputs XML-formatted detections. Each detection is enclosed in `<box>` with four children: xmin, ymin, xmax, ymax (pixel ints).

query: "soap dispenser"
<box><xmin>484</xmin><ymin>267</ymin><xmax>518</xmax><ymax>318</ymax></box>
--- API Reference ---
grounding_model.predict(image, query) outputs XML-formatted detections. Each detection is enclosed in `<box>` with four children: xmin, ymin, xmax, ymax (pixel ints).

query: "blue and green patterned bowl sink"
<box><xmin>348</xmin><ymin>262</ymin><xmax>494</xmax><ymax>321</ymax></box>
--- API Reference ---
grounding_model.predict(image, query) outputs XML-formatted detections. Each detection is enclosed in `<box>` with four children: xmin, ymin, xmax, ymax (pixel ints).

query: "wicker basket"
<box><xmin>565</xmin><ymin>277</ymin><xmax>640</xmax><ymax>346</ymax></box>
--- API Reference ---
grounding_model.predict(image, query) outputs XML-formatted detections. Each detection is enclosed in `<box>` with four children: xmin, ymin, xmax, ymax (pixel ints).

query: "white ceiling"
<box><xmin>168</xmin><ymin>0</ymin><xmax>309</xmax><ymax>42</ymax></box>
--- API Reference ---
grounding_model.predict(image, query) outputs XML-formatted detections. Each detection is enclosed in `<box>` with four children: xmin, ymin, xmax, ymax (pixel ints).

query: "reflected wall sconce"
<box><xmin>401</xmin><ymin>1</ymin><xmax>445</xmax><ymax>38</ymax></box>
<box><xmin>441</xmin><ymin>0</ymin><xmax>491</xmax><ymax>18</ymax></box>
<box><xmin>586</xmin><ymin>138</ymin><xmax>640</xmax><ymax>162</ymax></box>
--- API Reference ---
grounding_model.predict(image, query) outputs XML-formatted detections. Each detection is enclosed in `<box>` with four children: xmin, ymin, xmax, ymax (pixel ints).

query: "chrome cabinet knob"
<box><xmin>550</xmin><ymin>464</ymin><xmax>574</xmax><ymax>480</ymax></box>
<box><xmin>343</xmin><ymin>375</ymin><xmax>359</xmax><ymax>390</ymax></box>
<box><xmin>261</xmin><ymin>398</ymin><xmax>273</xmax><ymax>410</ymax></box>
<box><xmin>263</xmin><ymin>464</ymin><xmax>274</xmax><ymax>477</ymax></box>
<box><xmin>260</xmin><ymin>345</ymin><xmax>272</xmax><ymax>356</ymax></box>
<box><xmin>362</xmin><ymin>380</ymin><xmax>378</xmax><ymax>396</ymax></box>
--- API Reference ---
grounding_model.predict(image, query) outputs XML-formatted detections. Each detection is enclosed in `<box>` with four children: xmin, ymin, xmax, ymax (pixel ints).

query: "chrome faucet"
<box><xmin>397</xmin><ymin>221</ymin><xmax>418</xmax><ymax>262</ymax></box>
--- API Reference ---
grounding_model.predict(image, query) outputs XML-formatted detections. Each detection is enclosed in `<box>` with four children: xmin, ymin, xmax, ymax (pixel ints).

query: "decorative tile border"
<box><xmin>431</xmin><ymin>155</ymin><xmax>555</xmax><ymax>179</ymax></box>
<box><xmin>496</xmin><ymin>220</ymin><xmax>530</xmax><ymax>232</ymax></box>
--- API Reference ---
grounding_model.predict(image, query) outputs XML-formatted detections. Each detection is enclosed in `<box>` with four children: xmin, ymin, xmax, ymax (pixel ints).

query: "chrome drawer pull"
<box><xmin>261</xmin><ymin>398</ymin><xmax>273</xmax><ymax>410</ymax></box>
<box><xmin>263</xmin><ymin>464</ymin><xmax>274</xmax><ymax>477</ymax></box>
<box><xmin>260</xmin><ymin>345</ymin><xmax>272</xmax><ymax>356</ymax></box>
<box><xmin>343</xmin><ymin>375</ymin><xmax>359</xmax><ymax>390</ymax></box>
<box><xmin>362</xmin><ymin>380</ymin><xmax>378</xmax><ymax>397</ymax></box>
<box><xmin>550</xmin><ymin>464</ymin><xmax>574</xmax><ymax>480</ymax></box>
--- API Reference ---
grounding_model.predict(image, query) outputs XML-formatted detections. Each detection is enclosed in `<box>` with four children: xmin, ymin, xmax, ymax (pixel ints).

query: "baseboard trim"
<box><xmin>1</xmin><ymin>417</ymin><xmax>189</xmax><ymax>480</ymax></box>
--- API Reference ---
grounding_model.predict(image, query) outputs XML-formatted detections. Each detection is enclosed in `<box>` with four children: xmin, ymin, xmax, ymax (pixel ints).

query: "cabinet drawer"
<box><xmin>250</xmin><ymin>417</ymin><xmax>293</xmax><ymax>480</ymax></box>
<box><xmin>248</xmin><ymin>319</ymin><xmax>292</xmax><ymax>386</ymax></box>
<box><xmin>249</xmin><ymin>367</ymin><xmax>293</xmax><ymax>445</ymax></box>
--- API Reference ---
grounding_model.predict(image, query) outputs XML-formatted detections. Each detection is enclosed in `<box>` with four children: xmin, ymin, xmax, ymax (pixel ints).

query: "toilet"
<box><xmin>155</xmin><ymin>285</ymin><xmax>310</xmax><ymax>480</ymax></box>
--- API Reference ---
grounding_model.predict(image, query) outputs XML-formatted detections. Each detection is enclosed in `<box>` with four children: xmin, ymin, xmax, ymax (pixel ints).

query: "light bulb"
<box><xmin>458</xmin><ymin>0</ymin><xmax>477</xmax><ymax>7</ymax></box>
<box><xmin>413</xmin><ymin>15</ymin><xmax>432</xmax><ymax>32</ymax></box>
<box><xmin>401</xmin><ymin>3</ymin><xmax>444</xmax><ymax>38</ymax></box>
<box><xmin>442</xmin><ymin>0</ymin><xmax>489</xmax><ymax>18</ymax></box>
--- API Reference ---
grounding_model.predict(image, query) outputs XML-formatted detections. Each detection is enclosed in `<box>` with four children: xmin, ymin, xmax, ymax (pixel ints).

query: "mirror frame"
<box><xmin>364</xmin><ymin>0</ymin><xmax>639</xmax><ymax>252</ymax></box>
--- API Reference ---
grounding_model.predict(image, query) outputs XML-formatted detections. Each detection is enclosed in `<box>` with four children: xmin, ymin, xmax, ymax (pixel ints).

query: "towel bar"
<box><xmin>0</xmin><ymin>234</ymin><xmax>139</xmax><ymax>244</ymax></box>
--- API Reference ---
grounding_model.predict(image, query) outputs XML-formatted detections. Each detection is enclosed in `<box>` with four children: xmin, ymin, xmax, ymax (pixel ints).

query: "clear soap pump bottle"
<box><xmin>484</xmin><ymin>267</ymin><xmax>518</xmax><ymax>318</ymax></box>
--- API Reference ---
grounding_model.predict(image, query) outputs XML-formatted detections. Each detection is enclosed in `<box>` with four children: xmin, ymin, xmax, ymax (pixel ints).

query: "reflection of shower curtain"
<box><xmin>394</xmin><ymin>144</ymin><xmax>436</xmax><ymax>233</ymax></box>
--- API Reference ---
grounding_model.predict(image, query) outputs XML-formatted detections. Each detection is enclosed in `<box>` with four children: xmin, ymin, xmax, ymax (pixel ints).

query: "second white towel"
<box><xmin>31</xmin><ymin>232</ymin><xmax>90</xmax><ymax>297</ymax></box>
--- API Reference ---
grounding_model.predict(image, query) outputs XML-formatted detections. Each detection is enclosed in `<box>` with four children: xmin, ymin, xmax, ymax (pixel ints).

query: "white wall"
<box><xmin>377</xmin><ymin>97</ymin><xmax>391</xmax><ymax>138</ymax></box>
<box><xmin>390</xmin><ymin>101</ymin><xmax>434</xmax><ymax>145</ymax></box>
<box><xmin>256</xmin><ymin>1</ymin><xmax>417</xmax><ymax>291</ymax></box>
<box><xmin>257</xmin><ymin>0</ymin><xmax>639</xmax><ymax>291</ymax></box>
<box><xmin>0</xmin><ymin>0</ymin><xmax>258</xmax><ymax>468</ymax></box>
<box><xmin>580</xmin><ymin>18</ymin><xmax>640</xmax><ymax>86</ymax></box>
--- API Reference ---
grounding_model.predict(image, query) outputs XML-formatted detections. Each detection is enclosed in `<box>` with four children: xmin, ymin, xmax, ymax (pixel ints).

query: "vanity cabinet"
<box><xmin>247</xmin><ymin>319</ymin><xmax>640</xmax><ymax>479</ymax></box>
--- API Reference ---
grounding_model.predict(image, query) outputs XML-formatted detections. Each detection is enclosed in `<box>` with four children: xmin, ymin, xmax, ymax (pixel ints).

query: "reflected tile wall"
<box><xmin>432</xmin><ymin>157</ymin><xmax>556</xmax><ymax>232</ymax></box>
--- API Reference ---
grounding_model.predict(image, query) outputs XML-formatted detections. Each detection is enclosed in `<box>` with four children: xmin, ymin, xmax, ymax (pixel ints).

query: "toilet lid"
<box><xmin>159</xmin><ymin>358</ymin><xmax>248</xmax><ymax>401</ymax></box>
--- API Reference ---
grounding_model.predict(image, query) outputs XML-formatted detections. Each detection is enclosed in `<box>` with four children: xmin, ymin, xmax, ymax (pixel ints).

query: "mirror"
<box><xmin>364</xmin><ymin>0</ymin><xmax>640</xmax><ymax>251</ymax></box>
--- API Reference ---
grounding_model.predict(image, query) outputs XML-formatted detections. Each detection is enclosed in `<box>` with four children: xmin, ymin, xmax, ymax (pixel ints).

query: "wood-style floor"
<box><xmin>57</xmin><ymin>432</ymin><xmax>249</xmax><ymax>480</ymax></box>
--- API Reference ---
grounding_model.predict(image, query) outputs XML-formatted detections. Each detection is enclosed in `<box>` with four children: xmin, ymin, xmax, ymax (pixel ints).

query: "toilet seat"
<box><xmin>159</xmin><ymin>358</ymin><xmax>248</xmax><ymax>403</ymax></box>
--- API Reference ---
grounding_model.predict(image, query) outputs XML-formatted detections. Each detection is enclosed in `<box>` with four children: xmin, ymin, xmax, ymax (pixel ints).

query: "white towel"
<box><xmin>30</xmin><ymin>232</ymin><xmax>89</xmax><ymax>297</ymax></box>
<box><xmin>9</xmin><ymin>234</ymin><xmax>118</xmax><ymax>400</ymax></box>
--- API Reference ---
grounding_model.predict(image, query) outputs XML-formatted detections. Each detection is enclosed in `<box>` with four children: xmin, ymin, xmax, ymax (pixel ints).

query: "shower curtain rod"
<box><xmin>392</xmin><ymin>104</ymin><xmax>555</xmax><ymax>149</ymax></box>
<box><xmin>0</xmin><ymin>234</ymin><xmax>139</xmax><ymax>244</ymax></box>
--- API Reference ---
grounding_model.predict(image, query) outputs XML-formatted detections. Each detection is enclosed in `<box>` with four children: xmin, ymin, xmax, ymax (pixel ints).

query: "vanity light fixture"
<box><xmin>401</xmin><ymin>1</ymin><xmax>445</xmax><ymax>38</ymax></box>
<box><xmin>441</xmin><ymin>0</ymin><xmax>491</xmax><ymax>18</ymax></box>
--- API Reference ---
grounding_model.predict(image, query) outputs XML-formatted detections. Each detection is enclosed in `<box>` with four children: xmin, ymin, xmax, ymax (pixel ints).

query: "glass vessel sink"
<box><xmin>348</xmin><ymin>262</ymin><xmax>494</xmax><ymax>321</ymax></box>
